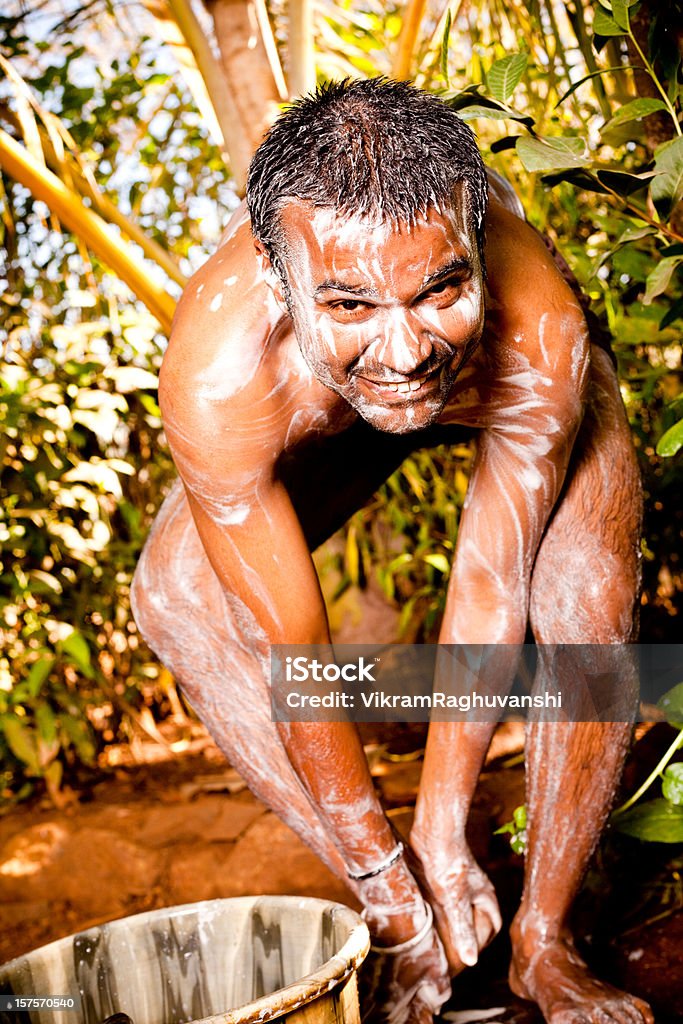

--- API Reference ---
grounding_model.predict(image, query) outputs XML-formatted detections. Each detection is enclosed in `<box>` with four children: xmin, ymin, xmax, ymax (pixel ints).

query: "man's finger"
<box><xmin>473</xmin><ymin>890</ymin><xmax>502</xmax><ymax>940</ymax></box>
<box><xmin>450</xmin><ymin>901</ymin><xmax>478</xmax><ymax>967</ymax></box>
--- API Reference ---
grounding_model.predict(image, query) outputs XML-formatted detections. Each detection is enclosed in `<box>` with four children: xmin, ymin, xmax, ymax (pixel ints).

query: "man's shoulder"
<box><xmin>485</xmin><ymin>202</ymin><xmax>582</xmax><ymax>312</ymax></box>
<box><xmin>161</xmin><ymin>217</ymin><xmax>286</xmax><ymax>416</ymax></box>
<box><xmin>444</xmin><ymin>201</ymin><xmax>591</xmax><ymax>427</ymax></box>
<box><xmin>171</xmin><ymin>215</ymin><xmax>275</xmax><ymax>353</ymax></box>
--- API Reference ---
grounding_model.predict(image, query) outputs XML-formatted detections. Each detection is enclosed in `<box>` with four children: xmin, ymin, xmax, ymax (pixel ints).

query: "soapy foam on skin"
<box><xmin>435</xmin><ymin>307</ymin><xmax>591</xmax><ymax>646</ymax></box>
<box><xmin>159</xmin><ymin>197</ymin><xmax>577</xmax><ymax>882</ymax></box>
<box><xmin>131</xmin><ymin>482</ymin><xmax>342</xmax><ymax>868</ymax></box>
<box><xmin>133</xmin><ymin>485</ymin><xmax>448</xmax><ymax>998</ymax></box>
<box><xmin>136</xmin><ymin>182</ymin><xmax>650</xmax><ymax>1024</ymax></box>
<box><xmin>279</xmin><ymin>203</ymin><xmax>485</xmax><ymax>434</ymax></box>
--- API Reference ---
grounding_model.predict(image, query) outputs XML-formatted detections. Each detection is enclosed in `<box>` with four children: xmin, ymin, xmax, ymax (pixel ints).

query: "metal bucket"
<box><xmin>0</xmin><ymin>896</ymin><xmax>370</xmax><ymax>1024</ymax></box>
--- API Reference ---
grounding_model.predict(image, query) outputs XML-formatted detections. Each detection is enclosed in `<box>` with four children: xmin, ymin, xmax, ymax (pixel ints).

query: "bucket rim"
<box><xmin>0</xmin><ymin>895</ymin><xmax>371</xmax><ymax>1024</ymax></box>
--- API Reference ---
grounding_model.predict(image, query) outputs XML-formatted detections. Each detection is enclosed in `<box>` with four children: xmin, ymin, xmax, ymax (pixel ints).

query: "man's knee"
<box><xmin>530</xmin><ymin>534</ymin><xmax>640</xmax><ymax>644</ymax></box>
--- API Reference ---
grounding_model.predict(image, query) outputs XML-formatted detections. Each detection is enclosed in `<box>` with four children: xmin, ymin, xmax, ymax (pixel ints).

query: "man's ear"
<box><xmin>254</xmin><ymin>239</ymin><xmax>288</xmax><ymax>310</ymax></box>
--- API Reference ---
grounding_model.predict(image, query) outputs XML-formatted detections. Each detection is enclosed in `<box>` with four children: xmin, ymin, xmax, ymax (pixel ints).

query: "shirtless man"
<box><xmin>132</xmin><ymin>79</ymin><xmax>652</xmax><ymax>1024</ymax></box>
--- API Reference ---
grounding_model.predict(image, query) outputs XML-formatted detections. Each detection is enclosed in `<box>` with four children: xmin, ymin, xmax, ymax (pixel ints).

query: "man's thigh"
<box><xmin>530</xmin><ymin>345</ymin><xmax>643</xmax><ymax>644</ymax></box>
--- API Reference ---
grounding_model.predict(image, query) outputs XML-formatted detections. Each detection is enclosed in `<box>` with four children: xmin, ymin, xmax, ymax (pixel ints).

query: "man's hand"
<box><xmin>413</xmin><ymin>844</ymin><xmax>501</xmax><ymax>974</ymax></box>
<box><xmin>360</xmin><ymin>910</ymin><xmax>451</xmax><ymax>1024</ymax></box>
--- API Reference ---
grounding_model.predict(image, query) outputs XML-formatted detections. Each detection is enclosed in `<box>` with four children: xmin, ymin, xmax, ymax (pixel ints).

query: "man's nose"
<box><xmin>381</xmin><ymin>311</ymin><xmax>433</xmax><ymax>375</ymax></box>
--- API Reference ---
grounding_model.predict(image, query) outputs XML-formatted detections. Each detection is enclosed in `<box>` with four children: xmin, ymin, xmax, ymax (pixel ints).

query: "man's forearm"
<box><xmin>278</xmin><ymin>718</ymin><xmax>431</xmax><ymax>943</ymax></box>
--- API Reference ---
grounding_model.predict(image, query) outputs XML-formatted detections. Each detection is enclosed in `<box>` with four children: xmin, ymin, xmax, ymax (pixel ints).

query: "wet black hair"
<box><xmin>247</xmin><ymin>77</ymin><xmax>488</xmax><ymax>284</ymax></box>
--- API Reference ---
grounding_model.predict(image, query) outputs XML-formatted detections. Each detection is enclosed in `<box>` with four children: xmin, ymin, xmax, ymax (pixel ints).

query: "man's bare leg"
<box><xmin>131</xmin><ymin>480</ymin><xmax>449</xmax><ymax>1023</ymax></box>
<box><xmin>510</xmin><ymin>347</ymin><xmax>653</xmax><ymax>1024</ymax></box>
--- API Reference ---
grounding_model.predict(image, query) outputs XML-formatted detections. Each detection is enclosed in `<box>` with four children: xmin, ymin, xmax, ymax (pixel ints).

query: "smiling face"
<box><xmin>269</xmin><ymin>194</ymin><xmax>485</xmax><ymax>434</ymax></box>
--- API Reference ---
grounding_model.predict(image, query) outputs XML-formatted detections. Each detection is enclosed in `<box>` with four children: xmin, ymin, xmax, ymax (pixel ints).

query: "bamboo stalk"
<box><xmin>145</xmin><ymin>0</ymin><xmax>254</xmax><ymax>188</ymax></box>
<box><xmin>0</xmin><ymin>105</ymin><xmax>186</xmax><ymax>288</ymax></box>
<box><xmin>254</xmin><ymin>0</ymin><xmax>288</xmax><ymax>99</ymax></box>
<box><xmin>392</xmin><ymin>0</ymin><xmax>430</xmax><ymax>81</ymax></box>
<box><xmin>289</xmin><ymin>0</ymin><xmax>315</xmax><ymax>98</ymax></box>
<box><xmin>0</xmin><ymin>128</ymin><xmax>176</xmax><ymax>333</ymax></box>
<box><xmin>81</xmin><ymin>176</ymin><xmax>187</xmax><ymax>290</ymax></box>
<box><xmin>207</xmin><ymin>0</ymin><xmax>283</xmax><ymax>159</ymax></box>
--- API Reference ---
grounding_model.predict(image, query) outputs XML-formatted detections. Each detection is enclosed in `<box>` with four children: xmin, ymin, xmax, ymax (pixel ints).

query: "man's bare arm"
<box><xmin>159</xmin><ymin>302</ymin><xmax>440</xmax><ymax>949</ymax></box>
<box><xmin>411</xmin><ymin>214</ymin><xmax>591</xmax><ymax>969</ymax></box>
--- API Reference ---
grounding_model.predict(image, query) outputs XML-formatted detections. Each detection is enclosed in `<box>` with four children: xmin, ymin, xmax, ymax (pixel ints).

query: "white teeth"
<box><xmin>364</xmin><ymin>372</ymin><xmax>432</xmax><ymax>394</ymax></box>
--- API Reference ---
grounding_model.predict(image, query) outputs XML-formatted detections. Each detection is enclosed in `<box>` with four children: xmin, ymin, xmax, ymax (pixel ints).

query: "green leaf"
<box><xmin>458</xmin><ymin>106</ymin><xmax>533</xmax><ymax>125</ymax></box>
<box><xmin>446</xmin><ymin>88</ymin><xmax>534</xmax><ymax>127</ymax></box>
<box><xmin>513</xmin><ymin>804</ymin><xmax>527</xmax><ymax>829</ymax></box>
<box><xmin>610</xmin><ymin>0</ymin><xmax>630</xmax><ymax>31</ymax></box>
<box><xmin>651</xmin><ymin>137</ymin><xmax>683</xmax><ymax>215</ymax></box>
<box><xmin>440</xmin><ymin>10</ymin><xmax>451</xmax><ymax>85</ymax></box>
<box><xmin>613</xmin><ymin>798</ymin><xmax>683</xmax><ymax>842</ymax></box>
<box><xmin>602</xmin><ymin>98</ymin><xmax>667</xmax><ymax>133</ymax></box>
<box><xmin>593</xmin><ymin>8</ymin><xmax>628</xmax><ymax>36</ymax></box>
<box><xmin>662</xmin><ymin>763</ymin><xmax>683</xmax><ymax>806</ymax></box>
<box><xmin>541</xmin><ymin>169</ymin><xmax>610</xmax><ymax>193</ymax></box>
<box><xmin>619</xmin><ymin>224</ymin><xmax>658</xmax><ymax>243</ymax></box>
<box><xmin>490</xmin><ymin>136</ymin><xmax>519</xmax><ymax>153</ymax></box>
<box><xmin>642</xmin><ymin>256</ymin><xmax>683</xmax><ymax>305</ymax></box>
<box><xmin>595</xmin><ymin>169</ymin><xmax>656</xmax><ymax>195</ymax></box>
<box><xmin>549</xmin><ymin>137</ymin><xmax>596</xmax><ymax>155</ymax></box>
<box><xmin>510</xmin><ymin>831</ymin><xmax>527</xmax><ymax>855</ymax></box>
<box><xmin>494</xmin><ymin>806</ymin><xmax>527</xmax><ymax>853</ymax></box>
<box><xmin>35</xmin><ymin>703</ymin><xmax>58</xmax><ymax>745</ymax></box>
<box><xmin>487</xmin><ymin>53</ymin><xmax>528</xmax><ymax>103</ymax></box>
<box><xmin>1</xmin><ymin>716</ymin><xmax>40</xmax><ymax>774</ymax></box>
<box><xmin>26</xmin><ymin>657</ymin><xmax>55</xmax><ymax>698</ymax></box>
<box><xmin>59</xmin><ymin>631</ymin><xmax>94</xmax><ymax>679</ymax></box>
<box><xmin>516</xmin><ymin>136</ymin><xmax>589</xmax><ymax>173</ymax></box>
<box><xmin>423</xmin><ymin>553</ymin><xmax>451</xmax><ymax>574</ymax></box>
<box><xmin>656</xmin><ymin>418</ymin><xmax>683</xmax><ymax>457</ymax></box>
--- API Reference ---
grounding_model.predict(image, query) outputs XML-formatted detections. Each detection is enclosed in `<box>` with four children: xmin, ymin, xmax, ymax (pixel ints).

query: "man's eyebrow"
<box><xmin>312</xmin><ymin>256</ymin><xmax>472</xmax><ymax>300</ymax></box>
<box><xmin>314</xmin><ymin>280</ymin><xmax>380</xmax><ymax>299</ymax></box>
<box><xmin>421</xmin><ymin>257</ymin><xmax>472</xmax><ymax>290</ymax></box>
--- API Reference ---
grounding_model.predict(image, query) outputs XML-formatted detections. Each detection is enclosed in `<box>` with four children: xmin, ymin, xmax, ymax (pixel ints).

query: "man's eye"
<box><xmin>427</xmin><ymin>278</ymin><xmax>459</xmax><ymax>297</ymax></box>
<box><xmin>329</xmin><ymin>299</ymin><xmax>372</xmax><ymax>319</ymax></box>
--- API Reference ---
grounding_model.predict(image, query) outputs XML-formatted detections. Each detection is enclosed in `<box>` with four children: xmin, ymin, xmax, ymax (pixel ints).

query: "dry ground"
<box><xmin>1</xmin><ymin>721</ymin><xmax>680</xmax><ymax>1024</ymax></box>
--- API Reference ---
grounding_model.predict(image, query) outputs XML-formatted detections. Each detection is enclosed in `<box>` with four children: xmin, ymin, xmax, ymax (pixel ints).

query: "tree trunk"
<box><xmin>627</xmin><ymin>1</ymin><xmax>678</xmax><ymax>155</ymax></box>
<box><xmin>204</xmin><ymin>0</ymin><xmax>283</xmax><ymax>170</ymax></box>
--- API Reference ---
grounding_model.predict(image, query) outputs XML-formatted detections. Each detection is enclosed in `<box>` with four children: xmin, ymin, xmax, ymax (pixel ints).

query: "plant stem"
<box><xmin>627</xmin><ymin>27</ymin><xmax>682</xmax><ymax>137</ymax></box>
<box><xmin>543</xmin><ymin>0</ymin><xmax>589</xmax><ymax>132</ymax></box>
<box><xmin>612</xmin><ymin>728</ymin><xmax>683</xmax><ymax>818</ymax></box>
<box><xmin>568</xmin><ymin>0</ymin><xmax>612</xmax><ymax>120</ymax></box>
<box><xmin>598</xmin><ymin>181</ymin><xmax>683</xmax><ymax>244</ymax></box>
<box><xmin>0</xmin><ymin>128</ymin><xmax>176</xmax><ymax>332</ymax></box>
